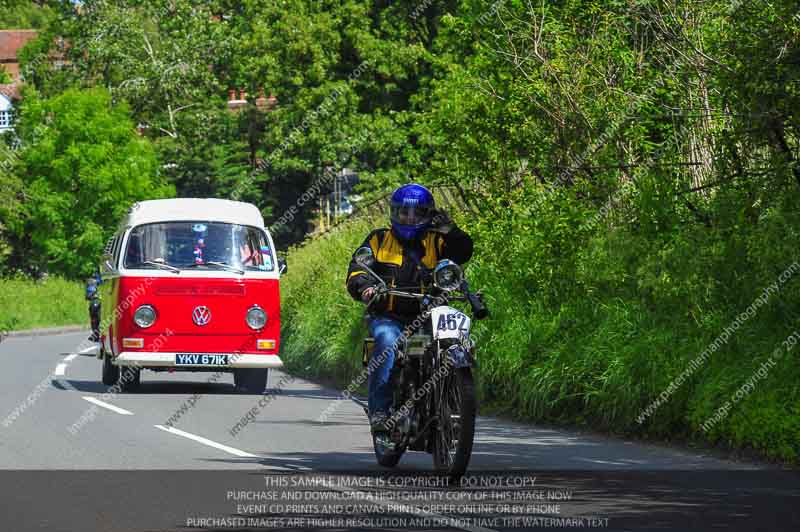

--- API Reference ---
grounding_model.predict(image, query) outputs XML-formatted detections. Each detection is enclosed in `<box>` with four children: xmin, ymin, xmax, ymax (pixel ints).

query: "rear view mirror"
<box><xmin>354</xmin><ymin>247</ymin><xmax>375</xmax><ymax>267</ymax></box>
<box><xmin>278</xmin><ymin>257</ymin><xmax>287</xmax><ymax>274</ymax></box>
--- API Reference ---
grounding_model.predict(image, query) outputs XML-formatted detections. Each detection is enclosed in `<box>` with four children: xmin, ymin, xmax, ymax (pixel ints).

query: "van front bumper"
<box><xmin>113</xmin><ymin>352</ymin><xmax>284</xmax><ymax>369</ymax></box>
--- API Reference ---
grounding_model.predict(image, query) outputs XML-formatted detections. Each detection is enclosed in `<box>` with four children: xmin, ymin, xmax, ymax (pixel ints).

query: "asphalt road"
<box><xmin>0</xmin><ymin>331</ymin><xmax>797</xmax><ymax>532</ymax></box>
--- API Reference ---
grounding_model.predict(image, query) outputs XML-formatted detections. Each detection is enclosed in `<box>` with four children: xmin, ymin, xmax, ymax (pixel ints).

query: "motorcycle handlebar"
<box><xmin>366</xmin><ymin>282</ymin><xmax>489</xmax><ymax>320</ymax></box>
<box><xmin>466</xmin><ymin>290</ymin><xmax>489</xmax><ymax>320</ymax></box>
<box><xmin>461</xmin><ymin>280</ymin><xmax>489</xmax><ymax>320</ymax></box>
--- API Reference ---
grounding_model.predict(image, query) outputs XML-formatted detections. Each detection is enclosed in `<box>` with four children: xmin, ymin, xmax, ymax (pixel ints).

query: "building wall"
<box><xmin>0</xmin><ymin>94</ymin><xmax>12</xmax><ymax>131</ymax></box>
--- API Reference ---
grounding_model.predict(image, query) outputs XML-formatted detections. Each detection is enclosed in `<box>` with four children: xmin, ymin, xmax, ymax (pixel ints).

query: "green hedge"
<box><xmin>279</xmin><ymin>188</ymin><xmax>800</xmax><ymax>463</ymax></box>
<box><xmin>0</xmin><ymin>276</ymin><xmax>87</xmax><ymax>332</ymax></box>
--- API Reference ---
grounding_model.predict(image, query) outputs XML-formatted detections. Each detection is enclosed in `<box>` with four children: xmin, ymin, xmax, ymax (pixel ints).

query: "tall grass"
<box><xmin>280</xmin><ymin>218</ymin><xmax>374</xmax><ymax>391</ymax></box>
<box><xmin>0</xmin><ymin>276</ymin><xmax>87</xmax><ymax>332</ymax></box>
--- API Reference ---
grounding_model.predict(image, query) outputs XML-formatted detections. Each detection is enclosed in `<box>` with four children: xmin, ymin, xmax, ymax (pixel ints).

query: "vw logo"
<box><xmin>192</xmin><ymin>306</ymin><xmax>211</xmax><ymax>326</ymax></box>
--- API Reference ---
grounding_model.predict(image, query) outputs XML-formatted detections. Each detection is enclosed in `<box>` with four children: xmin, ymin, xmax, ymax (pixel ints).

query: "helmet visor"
<box><xmin>390</xmin><ymin>203</ymin><xmax>434</xmax><ymax>226</ymax></box>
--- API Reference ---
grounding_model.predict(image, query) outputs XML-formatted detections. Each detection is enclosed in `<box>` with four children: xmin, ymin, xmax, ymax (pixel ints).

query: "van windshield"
<box><xmin>124</xmin><ymin>222</ymin><xmax>275</xmax><ymax>272</ymax></box>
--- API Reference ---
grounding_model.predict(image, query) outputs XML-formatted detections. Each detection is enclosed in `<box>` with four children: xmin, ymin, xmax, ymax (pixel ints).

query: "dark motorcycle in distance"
<box><xmin>354</xmin><ymin>247</ymin><xmax>489</xmax><ymax>478</ymax></box>
<box><xmin>86</xmin><ymin>274</ymin><xmax>102</xmax><ymax>343</ymax></box>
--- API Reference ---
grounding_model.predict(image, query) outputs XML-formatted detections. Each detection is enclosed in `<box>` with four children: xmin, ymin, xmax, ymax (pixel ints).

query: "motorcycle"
<box><xmin>353</xmin><ymin>247</ymin><xmax>489</xmax><ymax>478</ymax></box>
<box><xmin>86</xmin><ymin>273</ymin><xmax>102</xmax><ymax>343</ymax></box>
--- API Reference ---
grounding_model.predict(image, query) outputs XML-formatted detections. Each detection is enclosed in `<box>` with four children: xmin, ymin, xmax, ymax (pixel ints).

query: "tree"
<box><xmin>0</xmin><ymin>0</ymin><xmax>53</xmax><ymax>29</ymax></box>
<box><xmin>0</xmin><ymin>144</ymin><xmax>24</xmax><ymax>273</ymax></box>
<box><xmin>11</xmin><ymin>87</ymin><xmax>174</xmax><ymax>278</ymax></box>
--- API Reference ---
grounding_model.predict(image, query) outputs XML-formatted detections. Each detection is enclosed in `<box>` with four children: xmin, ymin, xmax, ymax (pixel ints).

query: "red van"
<box><xmin>97</xmin><ymin>198</ymin><xmax>284</xmax><ymax>393</ymax></box>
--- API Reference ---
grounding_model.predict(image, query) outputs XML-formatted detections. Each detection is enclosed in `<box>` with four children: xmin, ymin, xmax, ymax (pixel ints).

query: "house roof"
<box><xmin>0</xmin><ymin>82</ymin><xmax>22</xmax><ymax>100</ymax></box>
<box><xmin>0</xmin><ymin>30</ymin><xmax>38</xmax><ymax>61</ymax></box>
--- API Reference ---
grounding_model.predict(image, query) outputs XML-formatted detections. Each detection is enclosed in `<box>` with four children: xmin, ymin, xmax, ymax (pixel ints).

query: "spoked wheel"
<box><xmin>372</xmin><ymin>431</ymin><xmax>404</xmax><ymax>468</ymax></box>
<box><xmin>432</xmin><ymin>368</ymin><xmax>476</xmax><ymax>479</ymax></box>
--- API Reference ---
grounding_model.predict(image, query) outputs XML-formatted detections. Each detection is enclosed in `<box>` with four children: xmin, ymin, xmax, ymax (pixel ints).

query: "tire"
<box><xmin>234</xmin><ymin>368</ymin><xmax>268</xmax><ymax>394</ymax></box>
<box><xmin>101</xmin><ymin>351</ymin><xmax>119</xmax><ymax>386</ymax></box>
<box><xmin>117</xmin><ymin>366</ymin><xmax>141</xmax><ymax>392</ymax></box>
<box><xmin>432</xmin><ymin>368</ymin><xmax>476</xmax><ymax>479</ymax></box>
<box><xmin>372</xmin><ymin>432</ymin><xmax>403</xmax><ymax>468</ymax></box>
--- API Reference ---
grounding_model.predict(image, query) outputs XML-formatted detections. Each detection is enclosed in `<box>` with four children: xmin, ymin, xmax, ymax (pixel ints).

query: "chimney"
<box><xmin>255</xmin><ymin>89</ymin><xmax>277</xmax><ymax>111</ymax></box>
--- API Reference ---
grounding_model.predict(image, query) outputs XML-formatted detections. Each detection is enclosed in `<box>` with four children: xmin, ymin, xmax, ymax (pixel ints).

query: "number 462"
<box><xmin>437</xmin><ymin>313</ymin><xmax>467</xmax><ymax>331</ymax></box>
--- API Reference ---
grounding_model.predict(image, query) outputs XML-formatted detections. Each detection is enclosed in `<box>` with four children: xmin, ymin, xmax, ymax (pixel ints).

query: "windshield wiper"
<box><xmin>140</xmin><ymin>260</ymin><xmax>181</xmax><ymax>274</ymax></box>
<box><xmin>183</xmin><ymin>261</ymin><xmax>244</xmax><ymax>275</ymax></box>
<box><xmin>205</xmin><ymin>261</ymin><xmax>245</xmax><ymax>274</ymax></box>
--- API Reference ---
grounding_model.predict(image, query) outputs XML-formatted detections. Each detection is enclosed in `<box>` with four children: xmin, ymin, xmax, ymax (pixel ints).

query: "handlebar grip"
<box><xmin>467</xmin><ymin>291</ymin><xmax>489</xmax><ymax>320</ymax></box>
<box><xmin>365</xmin><ymin>285</ymin><xmax>388</xmax><ymax>312</ymax></box>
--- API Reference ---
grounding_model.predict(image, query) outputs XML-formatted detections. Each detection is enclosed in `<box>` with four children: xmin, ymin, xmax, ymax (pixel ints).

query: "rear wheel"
<box><xmin>101</xmin><ymin>351</ymin><xmax>119</xmax><ymax>386</ymax></box>
<box><xmin>432</xmin><ymin>368</ymin><xmax>476</xmax><ymax>479</ymax></box>
<box><xmin>234</xmin><ymin>369</ymin><xmax>268</xmax><ymax>394</ymax></box>
<box><xmin>117</xmin><ymin>366</ymin><xmax>140</xmax><ymax>392</ymax></box>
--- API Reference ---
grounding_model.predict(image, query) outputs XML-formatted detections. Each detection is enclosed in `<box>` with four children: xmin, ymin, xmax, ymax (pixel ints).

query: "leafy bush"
<box><xmin>8</xmin><ymin>87</ymin><xmax>174</xmax><ymax>278</ymax></box>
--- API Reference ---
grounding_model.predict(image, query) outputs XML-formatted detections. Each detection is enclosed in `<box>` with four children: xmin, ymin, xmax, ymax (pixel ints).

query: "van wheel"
<box><xmin>102</xmin><ymin>351</ymin><xmax>119</xmax><ymax>385</ymax></box>
<box><xmin>117</xmin><ymin>366</ymin><xmax>140</xmax><ymax>392</ymax></box>
<box><xmin>234</xmin><ymin>369</ymin><xmax>268</xmax><ymax>394</ymax></box>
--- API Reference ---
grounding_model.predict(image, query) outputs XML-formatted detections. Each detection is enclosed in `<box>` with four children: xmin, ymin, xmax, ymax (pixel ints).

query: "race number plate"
<box><xmin>431</xmin><ymin>306</ymin><xmax>471</xmax><ymax>340</ymax></box>
<box><xmin>175</xmin><ymin>354</ymin><xmax>229</xmax><ymax>366</ymax></box>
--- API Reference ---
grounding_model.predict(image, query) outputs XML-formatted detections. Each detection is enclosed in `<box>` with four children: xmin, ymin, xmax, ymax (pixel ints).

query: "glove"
<box><xmin>361</xmin><ymin>285</ymin><xmax>387</xmax><ymax>305</ymax></box>
<box><xmin>361</xmin><ymin>286</ymin><xmax>377</xmax><ymax>303</ymax></box>
<box><xmin>429</xmin><ymin>208</ymin><xmax>455</xmax><ymax>234</ymax></box>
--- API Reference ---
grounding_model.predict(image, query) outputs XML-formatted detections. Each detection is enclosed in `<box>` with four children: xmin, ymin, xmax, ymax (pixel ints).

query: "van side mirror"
<box><xmin>278</xmin><ymin>257</ymin><xmax>287</xmax><ymax>274</ymax></box>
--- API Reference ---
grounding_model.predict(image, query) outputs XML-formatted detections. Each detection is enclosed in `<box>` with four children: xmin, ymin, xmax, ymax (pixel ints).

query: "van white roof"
<box><xmin>123</xmin><ymin>198</ymin><xmax>266</xmax><ymax>229</ymax></box>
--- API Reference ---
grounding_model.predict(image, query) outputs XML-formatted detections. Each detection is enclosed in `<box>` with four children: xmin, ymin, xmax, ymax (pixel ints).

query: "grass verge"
<box><xmin>0</xmin><ymin>276</ymin><xmax>86</xmax><ymax>332</ymax></box>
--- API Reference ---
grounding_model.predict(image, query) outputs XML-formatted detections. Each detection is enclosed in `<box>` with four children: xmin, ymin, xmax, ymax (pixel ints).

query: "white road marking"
<box><xmin>573</xmin><ymin>457</ymin><xmax>631</xmax><ymax>467</ymax></box>
<box><xmin>78</xmin><ymin>345</ymin><xmax>99</xmax><ymax>355</ymax></box>
<box><xmin>54</xmin><ymin>363</ymin><xmax>67</xmax><ymax>376</ymax></box>
<box><xmin>82</xmin><ymin>396</ymin><xmax>134</xmax><ymax>415</ymax></box>
<box><xmin>65</xmin><ymin>353</ymin><xmax>78</xmax><ymax>362</ymax></box>
<box><xmin>154</xmin><ymin>425</ymin><xmax>258</xmax><ymax>458</ymax></box>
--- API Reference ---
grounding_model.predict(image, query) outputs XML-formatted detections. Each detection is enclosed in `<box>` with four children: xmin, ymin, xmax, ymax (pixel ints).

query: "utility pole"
<box><xmin>333</xmin><ymin>172</ymin><xmax>339</xmax><ymax>221</ymax></box>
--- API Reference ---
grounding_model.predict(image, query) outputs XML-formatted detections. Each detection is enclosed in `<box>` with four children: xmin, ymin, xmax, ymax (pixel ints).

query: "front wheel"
<box><xmin>432</xmin><ymin>368</ymin><xmax>476</xmax><ymax>479</ymax></box>
<box><xmin>372</xmin><ymin>432</ymin><xmax>404</xmax><ymax>467</ymax></box>
<box><xmin>117</xmin><ymin>366</ymin><xmax>140</xmax><ymax>392</ymax></box>
<box><xmin>234</xmin><ymin>368</ymin><xmax>268</xmax><ymax>394</ymax></box>
<box><xmin>101</xmin><ymin>350</ymin><xmax>119</xmax><ymax>386</ymax></box>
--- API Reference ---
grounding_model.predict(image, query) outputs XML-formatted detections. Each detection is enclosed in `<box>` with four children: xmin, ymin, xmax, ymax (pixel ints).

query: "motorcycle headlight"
<box><xmin>433</xmin><ymin>260</ymin><xmax>464</xmax><ymax>291</ymax></box>
<box><xmin>133</xmin><ymin>305</ymin><xmax>157</xmax><ymax>328</ymax></box>
<box><xmin>246</xmin><ymin>305</ymin><xmax>267</xmax><ymax>330</ymax></box>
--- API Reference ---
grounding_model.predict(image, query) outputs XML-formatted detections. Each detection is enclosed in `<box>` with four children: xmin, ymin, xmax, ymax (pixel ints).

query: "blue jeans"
<box><xmin>367</xmin><ymin>316</ymin><xmax>404</xmax><ymax>416</ymax></box>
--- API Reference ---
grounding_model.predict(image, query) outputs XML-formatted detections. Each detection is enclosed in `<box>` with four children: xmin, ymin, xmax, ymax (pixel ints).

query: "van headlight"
<box><xmin>246</xmin><ymin>305</ymin><xmax>267</xmax><ymax>330</ymax></box>
<box><xmin>433</xmin><ymin>260</ymin><xmax>464</xmax><ymax>291</ymax></box>
<box><xmin>133</xmin><ymin>305</ymin><xmax>157</xmax><ymax>328</ymax></box>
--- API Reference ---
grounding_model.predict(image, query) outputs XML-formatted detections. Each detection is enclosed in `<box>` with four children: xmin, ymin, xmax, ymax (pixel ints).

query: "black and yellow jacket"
<box><xmin>346</xmin><ymin>226</ymin><xmax>474</xmax><ymax>322</ymax></box>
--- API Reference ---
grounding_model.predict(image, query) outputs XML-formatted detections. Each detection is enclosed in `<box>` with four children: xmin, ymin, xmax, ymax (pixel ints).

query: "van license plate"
<box><xmin>175</xmin><ymin>354</ymin><xmax>229</xmax><ymax>366</ymax></box>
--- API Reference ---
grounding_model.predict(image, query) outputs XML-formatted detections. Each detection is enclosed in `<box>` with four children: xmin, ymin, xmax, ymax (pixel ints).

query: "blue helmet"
<box><xmin>390</xmin><ymin>183</ymin><xmax>435</xmax><ymax>241</ymax></box>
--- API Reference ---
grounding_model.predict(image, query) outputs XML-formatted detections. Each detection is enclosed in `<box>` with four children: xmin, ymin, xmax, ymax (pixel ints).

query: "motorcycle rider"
<box><xmin>346</xmin><ymin>183</ymin><xmax>473</xmax><ymax>433</ymax></box>
<box><xmin>86</xmin><ymin>270</ymin><xmax>102</xmax><ymax>342</ymax></box>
